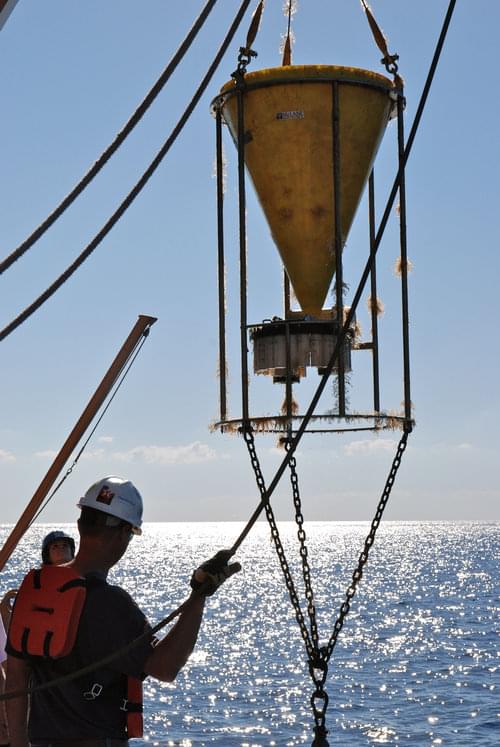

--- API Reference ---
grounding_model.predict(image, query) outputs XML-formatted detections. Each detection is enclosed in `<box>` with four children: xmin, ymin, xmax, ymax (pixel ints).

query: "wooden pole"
<box><xmin>0</xmin><ymin>314</ymin><xmax>157</xmax><ymax>573</ymax></box>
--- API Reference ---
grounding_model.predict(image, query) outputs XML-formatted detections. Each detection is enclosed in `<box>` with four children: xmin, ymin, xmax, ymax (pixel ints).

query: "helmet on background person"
<box><xmin>77</xmin><ymin>476</ymin><xmax>143</xmax><ymax>535</ymax></box>
<box><xmin>41</xmin><ymin>530</ymin><xmax>76</xmax><ymax>565</ymax></box>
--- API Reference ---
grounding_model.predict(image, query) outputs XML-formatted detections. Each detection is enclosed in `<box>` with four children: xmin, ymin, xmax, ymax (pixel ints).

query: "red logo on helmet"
<box><xmin>96</xmin><ymin>486</ymin><xmax>115</xmax><ymax>505</ymax></box>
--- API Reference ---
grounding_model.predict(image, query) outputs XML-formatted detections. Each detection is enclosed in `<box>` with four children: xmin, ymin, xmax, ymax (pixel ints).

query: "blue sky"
<box><xmin>0</xmin><ymin>0</ymin><xmax>498</xmax><ymax>524</ymax></box>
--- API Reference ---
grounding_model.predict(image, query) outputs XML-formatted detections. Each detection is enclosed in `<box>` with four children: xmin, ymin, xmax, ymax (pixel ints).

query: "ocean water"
<box><xmin>0</xmin><ymin>521</ymin><xmax>498</xmax><ymax>746</ymax></box>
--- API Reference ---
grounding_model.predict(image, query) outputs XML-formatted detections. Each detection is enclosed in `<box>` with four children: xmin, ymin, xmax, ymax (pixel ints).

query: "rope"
<box><xmin>0</xmin><ymin>434</ymin><xmax>408</xmax><ymax>708</ymax></box>
<box><xmin>242</xmin><ymin>429</ymin><xmax>316</xmax><ymax>661</ymax></box>
<box><xmin>26</xmin><ymin>332</ymin><xmax>150</xmax><ymax>531</ymax></box>
<box><xmin>0</xmin><ymin>0</ymin><xmax>220</xmax><ymax>276</ymax></box>
<box><xmin>0</xmin><ymin>0</ymin><xmax>457</xmax><ymax>708</ymax></box>
<box><xmin>0</xmin><ymin>0</ymin><xmax>253</xmax><ymax>344</ymax></box>
<box><xmin>241</xmin><ymin>428</ymin><xmax>409</xmax><ymax>738</ymax></box>
<box><xmin>359</xmin><ymin>0</ymin><xmax>401</xmax><ymax>80</ymax></box>
<box><xmin>231</xmin><ymin>239</ymin><xmax>391</xmax><ymax>550</ymax></box>
<box><xmin>0</xmin><ymin>591</ymin><xmax>198</xmax><ymax>703</ymax></box>
<box><xmin>229</xmin><ymin>0</ymin><xmax>457</xmax><ymax>553</ymax></box>
<box><xmin>244</xmin><ymin>0</ymin><xmax>265</xmax><ymax>53</ymax></box>
<box><xmin>281</xmin><ymin>0</ymin><xmax>296</xmax><ymax>66</ymax></box>
<box><xmin>228</xmin><ymin>0</ymin><xmax>456</xmax><ymax>733</ymax></box>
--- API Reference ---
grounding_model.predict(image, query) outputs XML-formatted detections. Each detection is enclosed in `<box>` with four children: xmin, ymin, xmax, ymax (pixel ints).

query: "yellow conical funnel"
<box><xmin>220</xmin><ymin>66</ymin><xmax>395</xmax><ymax>315</ymax></box>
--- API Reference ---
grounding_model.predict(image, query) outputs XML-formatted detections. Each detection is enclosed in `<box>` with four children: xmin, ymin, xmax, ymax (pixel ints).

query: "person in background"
<box><xmin>0</xmin><ymin>529</ymin><xmax>76</xmax><ymax>629</ymax></box>
<box><xmin>5</xmin><ymin>476</ymin><xmax>240</xmax><ymax>747</ymax></box>
<box><xmin>40</xmin><ymin>530</ymin><xmax>76</xmax><ymax>566</ymax></box>
<box><xmin>0</xmin><ymin>529</ymin><xmax>77</xmax><ymax>742</ymax></box>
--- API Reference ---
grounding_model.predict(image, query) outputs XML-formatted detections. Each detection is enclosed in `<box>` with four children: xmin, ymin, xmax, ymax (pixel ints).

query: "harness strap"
<box><xmin>20</xmin><ymin>628</ymin><xmax>29</xmax><ymax>656</ymax></box>
<box><xmin>81</xmin><ymin>676</ymin><xmax>143</xmax><ymax>736</ymax></box>
<box><xmin>43</xmin><ymin>630</ymin><xmax>54</xmax><ymax>659</ymax></box>
<box><xmin>58</xmin><ymin>578</ymin><xmax>87</xmax><ymax>593</ymax></box>
<box><xmin>125</xmin><ymin>676</ymin><xmax>143</xmax><ymax>738</ymax></box>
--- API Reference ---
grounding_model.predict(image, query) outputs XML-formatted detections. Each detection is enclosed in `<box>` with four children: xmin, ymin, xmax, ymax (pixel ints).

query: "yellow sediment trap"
<box><xmin>220</xmin><ymin>65</ymin><xmax>395</xmax><ymax>316</ymax></box>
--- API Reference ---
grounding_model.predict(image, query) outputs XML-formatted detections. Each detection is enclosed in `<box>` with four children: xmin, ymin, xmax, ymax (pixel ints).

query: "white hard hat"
<box><xmin>77</xmin><ymin>476</ymin><xmax>143</xmax><ymax>534</ymax></box>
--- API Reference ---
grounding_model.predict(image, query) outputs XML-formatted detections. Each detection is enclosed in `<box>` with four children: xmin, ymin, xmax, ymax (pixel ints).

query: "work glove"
<box><xmin>190</xmin><ymin>549</ymin><xmax>241</xmax><ymax>596</ymax></box>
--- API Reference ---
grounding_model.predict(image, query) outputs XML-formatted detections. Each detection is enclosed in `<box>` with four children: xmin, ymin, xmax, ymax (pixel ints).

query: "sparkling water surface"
<box><xmin>1</xmin><ymin>521</ymin><xmax>498</xmax><ymax>746</ymax></box>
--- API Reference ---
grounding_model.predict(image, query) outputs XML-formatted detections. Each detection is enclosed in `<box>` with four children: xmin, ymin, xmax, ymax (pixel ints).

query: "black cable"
<box><xmin>26</xmin><ymin>334</ymin><xmax>149</xmax><ymax>530</ymax></box>
<box><xmin>0</xmin><ymin>0</ymin><xmax>219</xmax><ymax>276</ymax></box>
<box><xmin>0</xmin><ymin>0</ymin><xmax>253</xmax><ymax>344</ymax></box>
<box><xmin>0</xmin><ymin>0</ymin><xmax>456</xmax><ymax>705</ymax></box>
<box><xmin>230</xmin><ymin>0</ymin><xmax>458</xmax><ymax>554</ymax></box>
<box><xmin>0</xmin><ymin>592</ymin><xmax>197</xmax><ymax>703</ymax></box>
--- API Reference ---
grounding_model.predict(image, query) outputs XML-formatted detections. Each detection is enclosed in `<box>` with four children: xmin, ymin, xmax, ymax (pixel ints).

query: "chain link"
<box><xmin>231</xmin><ymin>45</ymin><xmax>257</xmax><ymax>84</ymax></box>
<box><xmin>243</xmin><ymin>426</ymin><xmax>409</xmax><ymax>741</ymax></box>
<box><xmin>382</xmin><ymin>52</ymin><xmax>400</xmax><ymax>76</ymax></box>
<box><xmin>286</xmin><ymin>441</ymin><xmax>320</xmax><ymax>652</ymax></box>
<box><xmin>243</xmin><ymin>428</ymin><xmax>315</xmax><ymax>660</ymax></box>
<box><xmin>323</xmin><ymin>431</ymin><xmax>408</xmax><ymax>661</ymax></box>
<box><xmin>286</xmin><ymin>440</ymin><xmax>331</xmax><ymax>737</ymax></box>
<box><xmin>237</xmin><ymin>45</ymin><xmax>257</xmax><ymax>72</ymax></box>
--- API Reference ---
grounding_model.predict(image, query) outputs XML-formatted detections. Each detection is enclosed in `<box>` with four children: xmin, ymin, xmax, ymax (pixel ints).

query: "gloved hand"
<box><xmin>190</xmin><ymin>549</ymin><xmax>241</xmax><ymax>596</ymax></box>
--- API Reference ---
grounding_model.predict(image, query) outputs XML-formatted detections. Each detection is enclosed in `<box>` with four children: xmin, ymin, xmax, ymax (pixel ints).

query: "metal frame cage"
<box><xmin>211</xmin><ymin>70</ymin><xmax>413</xmax><ymax>436</ymax></box>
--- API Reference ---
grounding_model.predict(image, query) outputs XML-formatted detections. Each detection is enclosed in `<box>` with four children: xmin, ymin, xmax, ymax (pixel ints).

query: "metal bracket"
<box><xmin>83</xmin><ymin>682</ymin><xmax>103</xmax><ymax>700</ymax></box>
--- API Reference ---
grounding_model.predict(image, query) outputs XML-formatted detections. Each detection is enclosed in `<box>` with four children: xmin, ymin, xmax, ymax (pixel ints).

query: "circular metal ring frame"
<box><xmin>212</xmin><ymin>413</ymin><xmax>411</xmax><ymax>435</ymax></box>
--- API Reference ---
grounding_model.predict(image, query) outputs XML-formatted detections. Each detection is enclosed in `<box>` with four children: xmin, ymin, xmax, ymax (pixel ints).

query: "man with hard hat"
<box><xmin>5</xmin><ymin>476</ymin><xmax>240</xmax><ymax>746</ymax></box>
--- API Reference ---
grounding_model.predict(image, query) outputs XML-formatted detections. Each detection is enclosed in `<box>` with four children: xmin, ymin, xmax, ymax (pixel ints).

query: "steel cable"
<box><xmin>0</xmin><ymin>591</ymin><xmax>198</xmax><ymax>703</ymax></box>
<box><xmin>229</xmin><ymin>0</ymin><xmax>457</xmax><ymax>553</ymax></box>
<box><xmin>0</xmin><ymin>0</ymin><xmax>254</xmax><ymax>343</ymax></box>
<box><xmin>0</xmin><ymin>0</ymin><xmax>219</xmax><ymax>276</ymax></box>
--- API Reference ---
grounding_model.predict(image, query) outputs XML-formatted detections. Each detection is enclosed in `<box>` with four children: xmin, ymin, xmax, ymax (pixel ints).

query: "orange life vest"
<box><xmin>7</xmin><ymin>565</ymin><xmax>143</xmax><ymax>737</ymax></box>
<box><xmin>8</xmin><ymin>566</ymin><xmax>86</xmax><ymax>658</ymax></box>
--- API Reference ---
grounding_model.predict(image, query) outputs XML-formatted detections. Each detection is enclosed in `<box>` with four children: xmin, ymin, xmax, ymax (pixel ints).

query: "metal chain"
<box><xmin>245</xmin><ymin>428</ymin><xmax>332</xmax><ymax>738</ymax></box>
<box><xmin>244</xmin><ymin>428</ymin><xmax>408</xmax><ymax>740</ymax></box>
<box><xmin>286</xmin><ymin>441</ymin><xmax>320</xmax><ymax>651</ymax></box>
<box><xmin>243</xmin><ymin>428</ymin><xmax>315</xmax><ymax>660</ymax></box>
<box><xmin>285</xmin><ymin>441</ymin><xmax>330</xmax><ymax>738</ymax></box>
<box><xmin>323</xmin><ymin>430</ymin><xmax>409</xmax><ymax>661</ymax></box>
<box><xmin>382</xmin><ymin>52</ymin><xmax>400</xmax><ymax>76</ymax></box>
<box><xmin>234</xmin><ymin>45</ymin><xmax>257</xmax><ymax>78</ymax></box>
<box><xmin>231</xmin><ymin>0</ymin><xmax>264</xmax><ymax>82</ymax></box>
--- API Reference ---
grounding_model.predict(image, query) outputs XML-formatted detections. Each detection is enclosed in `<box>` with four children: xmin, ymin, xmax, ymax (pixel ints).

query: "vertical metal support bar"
<box><xmin>284</xmin><ymin>320</ymin><xmax>293</xmax><ymax>427</ymax></box>
<box><xmin>284</xmin><ymin>273</ymin><xmax>293</xmax><ymax>429</ymax></box>
<box><xmin>215</xmin><ymin>105</ymin><xmax>227</xmax><ymax>423</ymax></box>
<box><xmin>284</xmin><ymin>270</ymin><xmax>291</xmax><ymax>319</ymax></box>
<box><xmin>236</xmin><ymin>88</ymin><xmax>250</xmax><ymax>423</ymax></box>
<box><xmin>368</xmin><ymin>171</ymin><xmax>381</xmax><ymax>413</ymax></box>
<box><xmin>332</xmin><ymin>82</ymin><xmax>346</xmax><ymax>415</ymax></box>
<box><xmin>396</xmin><ymin>91</ymin><xmax>412</xmax><ymax>428</ymax></box>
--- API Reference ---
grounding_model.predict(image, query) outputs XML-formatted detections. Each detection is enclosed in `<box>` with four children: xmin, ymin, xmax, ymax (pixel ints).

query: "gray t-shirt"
<box><xmin>8</xmin><ymin>572</ymin><xmax>154</xmax><ymax>740</ymax></box>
